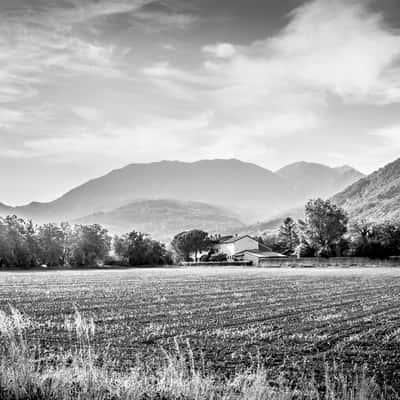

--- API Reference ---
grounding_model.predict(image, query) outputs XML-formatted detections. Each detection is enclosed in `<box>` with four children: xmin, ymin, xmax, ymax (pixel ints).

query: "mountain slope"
<box><xmin>75</xmin><ymin>199</ymin><xmax>245</xmax><ymax>241</ymax></box>
<box><xmin>0</xmin><ymin>202</ymin><xmax>12</xmax><ymax>217</ymax></box>
<box><xmin>13</xmin><ymin>159</ymin><xmax>293</xmax><ymax>222</ymax></box>
<box><xmin>277</xmin><ymin>162</ymin><xmax>364</xmax><ymax>200</ymax></box>
<box><xmin>332</xmin><ymin>158</ymin><xmax>400</xmax><ymax>221</ymax></box>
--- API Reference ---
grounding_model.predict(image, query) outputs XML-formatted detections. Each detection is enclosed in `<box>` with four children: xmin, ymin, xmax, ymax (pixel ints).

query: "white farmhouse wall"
<box><xmin>218</xmin><ymin>236</ymin><xmax>259</xmax><ymax>259</ymax></box>
<box><xmin>232</xmin><ymin>237</ymin><xmax>259</xmax><ymax>254</ymax></box>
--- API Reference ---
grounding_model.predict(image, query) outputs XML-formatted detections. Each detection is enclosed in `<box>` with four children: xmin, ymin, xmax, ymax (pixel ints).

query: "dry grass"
<box><xmin>0</xmin><ymin>308</ymin><xmax>393</xmax><ymax>400</ymax></box>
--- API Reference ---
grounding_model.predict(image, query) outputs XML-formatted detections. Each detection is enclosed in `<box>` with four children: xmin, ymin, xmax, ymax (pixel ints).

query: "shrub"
<box><xmin>210</xmin><ymin>253</ymin><xmax>227</xmax><ymax>262</ymax></box>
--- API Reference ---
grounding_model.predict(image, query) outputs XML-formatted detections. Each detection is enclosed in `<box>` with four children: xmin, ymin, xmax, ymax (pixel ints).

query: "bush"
<box><xmin>210</xmin><ymin>253</ymin><xmax>227</xmax><ymax>262</ymax></box>
<box><xmin>113</xmin><ymin>231</ymin><xmax>173</xmax><ymax>266</ymax></box>
<box><xmin>199</xmin><ymin>254</ymin><xmax>210</xmax><ymax>262</ymax></box>
<box><xmin>104</xmin><ymin>256</ymin><xmax>129</xmax><ymax>267</ymax></box>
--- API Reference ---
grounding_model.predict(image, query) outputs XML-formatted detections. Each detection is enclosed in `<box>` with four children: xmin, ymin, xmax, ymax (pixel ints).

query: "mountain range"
<box><xmin>332</xmin><ymin>158</ymin><xmax>400</xmax><ymax>222</ymax></box>
<box><xmin>0</xmin><ymin>159</ymin><xmax>365</xmax><ymax>240</ymax></box>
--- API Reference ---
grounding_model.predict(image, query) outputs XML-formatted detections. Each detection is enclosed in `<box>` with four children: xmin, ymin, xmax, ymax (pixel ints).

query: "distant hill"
<box><xmin>8</xmin><ymin>159</ymin><xmax>292</xmax><ymax>222</ymax></box>
<box><xmin>277</xmin><ymin>162</ymin><xmax>364</xmax><ymax>200</ymax></box>
<box><xmin>332</xmin><ymin>157</ymin><xmax>400</xmax><ymax>222</ymax></box>
<box><xmin>0</xmin><ymin>202</ymin><xmax>12</xmax><ymax>217</ymax></box>
<box><xmin>238</xmin><ymin>207</ymin><xmax>306</xmax><ymax>237</ymax></box>
<box><xmin>75</xmin><ymin>199</ymin><xmax>245</xmax><ymax>241</ymax></box>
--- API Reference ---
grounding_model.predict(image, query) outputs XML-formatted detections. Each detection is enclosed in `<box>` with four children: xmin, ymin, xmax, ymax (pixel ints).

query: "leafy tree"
<box><xmin>0</xmin><ymin>216</ymin><xmax>39</xmax><ymax>268</ymax></box>
<box><xmin>278</xmin><ymin>217</ymin><xmax>300</xmax><ymax>255</ymax></box>
<box><xmin>349</xmin><ymin>220</ymin><xmax>400</xmax><ymax>259</ymax></box>
<box><xmin>113</xmin><ymin>231</ymin><xmax>172</xmax><ymax>266</ymax></box>
<box><xmin>300</xmin><ymin>199</ymin><xmax>348</xmax><ymax>257</ymax></box>
<box><xmin>69</xmin><ymin>224</ymin><xmax>111</xmax><ymax>267</ymax></box>
<box><xmin>125</xmin><ymin>231</ymin><xmax>152</xmax><ymax>266</ymax></box>
<box><xmin>113</xmin><ymin>234</ymin><xmax>129</xmax><ymax>258</ymax></box>
<box><xmin>261</xmin><ymin>234</ymin><xmax>284</xmax><ymax>253</ymax></box>
<box><xmin>37</xmin><ymin>223</ymin><xmax>66</xmax><ymax>267</ymax></box>
<box><xmin>171</xmin><ymin>230</ymin><xmax>211</xmax><ymax>261</ymax></box>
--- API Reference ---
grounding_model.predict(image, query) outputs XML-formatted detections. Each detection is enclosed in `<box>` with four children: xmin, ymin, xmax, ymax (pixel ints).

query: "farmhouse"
<box><xmin>214</xmin><ymin>235</ymin><xmax>278</xmax><ymax>261</ymax></box>
<box><xmin>190</xmin><ymin>234</ymin><xmax>286</xmax><ymax>264</ymax></box>
<box><xmin>214</xmin><ymin>235</ymin><xmax>261</xmax><ymax>258</ymax></box>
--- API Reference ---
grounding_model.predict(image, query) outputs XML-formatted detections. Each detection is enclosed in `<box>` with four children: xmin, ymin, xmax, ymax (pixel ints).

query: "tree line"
<box><xmin>2</xmin><ymin>198</ymin><xmax>400</xmax><ymax>269</ymax></box>
<box><xmin>264</xmin><ymin>198</ymin><xmax>400</xmax><ymax>259</ymax></box>
<box><xmin>170</xmin><ymin>199</ymin><xmax>400</xmax><ymax>261</ymax></box>
<box><xmin>0</xmin><ymin>216</ymin><xmax>172</xmax><ymax>269</ymax></box>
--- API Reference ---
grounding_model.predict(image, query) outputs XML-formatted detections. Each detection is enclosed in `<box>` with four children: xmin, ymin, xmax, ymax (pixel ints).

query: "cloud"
<box><xmin>142</xmin><ymin>61</ymin><xmax>222</xmax><ymax>87</ymax></box>
<box><xmin>147</xmin><ymin>0</ymin><xmax>400</xmax><ymax>106</ymax></box>
<box><xmin>203</xmin><ymin>43</ymin><xmax>236</xmax><ymax>58</ymax></box>
<box><xmin>139</xmin><ymin>0</ymin><xmax>400</xmax><ymax>166</ymax></box>
<box><xmin>0</xmin><ymin>7</ymin><xmax>129</xmax><ymax>104</ymax></box>
<box><xmin>372</xmin><ymin>124</ymin><xmax>400</xmax><ymax>147</ymax></box>
<box><xmin>134</xmin><ymin>10</ymin><xmax>196</xmax><ymax>30</ymax></box>
<box><xmin>12</xmin><ymin>111</ymin><xmax>214</xmax><ymax>161</ymax></box>
<box><xmin>199</xmin><ymin>0</ymin><xmax>400</xmax><ymax>108</ymax></box>
<box><xmin>0</xmin><ymin>0</ymin><xmax>196</xmax><ymax>105</ymax></box>
<box><xmin>72</xmin><ymin>106</ymin><xmax>102</xmax><ymax>122</ymax></box>
<box><xmin>0</xmin><ymin>108</ymin><xmax>23</xmax><ymax>128</ymax></box>
<box><xmin>267</xmin><ymin>0</ymin><xmax>400</xmax><ymax>103</ymax></box>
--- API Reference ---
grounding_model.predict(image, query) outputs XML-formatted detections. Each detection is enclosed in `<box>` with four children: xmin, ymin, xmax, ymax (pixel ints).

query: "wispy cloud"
<box><xmin>0</xmin><ymin>0</ymin><xmax>195</xmax><ymax>105</ymax></box>
<box><xmin>0</xmin><ymin>108</ymin><xmax>23</xmax><ymax>128</ymax></box>
<box><xmin>372</xmin><ymin>124</ymin><xmax>400</xmax><ymax>147</ymax></box>
<box><xmin>203</xmin><ymin>43</ymin><xmax>236</xmax><ymax>58</ymax></box>
<box><xmin>15</xmin><ymin>111</ymin><xmax>215</xmax><ymax>163</ymax></box>
<box><xmin>141</xmin><ymin>0</ymin><xmax>400</xmax><ymax>159</ymax></box>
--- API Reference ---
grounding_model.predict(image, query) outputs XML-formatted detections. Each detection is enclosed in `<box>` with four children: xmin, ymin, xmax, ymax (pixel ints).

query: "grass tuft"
<box><xmin>0</xmin><ymin>308</ymin><xmax>394</xmax><ymax>400</ymax></box>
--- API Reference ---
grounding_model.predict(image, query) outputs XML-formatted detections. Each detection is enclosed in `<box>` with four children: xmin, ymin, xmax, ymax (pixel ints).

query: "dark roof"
<box><xmin>217</xmin><ymin>235</ymin><xmax>234</xmax><ymax>243</ymax></box>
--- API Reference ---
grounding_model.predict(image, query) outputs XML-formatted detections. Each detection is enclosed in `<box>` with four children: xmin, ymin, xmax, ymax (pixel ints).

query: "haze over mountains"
<box><xmin>0</xmin><ymin>159</ymin><xmax>365</xmax><ymax>239</ymax></box>
<box><xmin>277</xmin><ymin>162</ymin><xmax>364</xmax><ymax>200</ymax></box>
<box><xmin>332</xmin><ymin>158</ymin><xmax>400</xmax><ymax>222</ymax></box>
<box><xmin>76</xmin><ymin>199</ymin><xmax>245</xmax><ymax>241</ymax></box>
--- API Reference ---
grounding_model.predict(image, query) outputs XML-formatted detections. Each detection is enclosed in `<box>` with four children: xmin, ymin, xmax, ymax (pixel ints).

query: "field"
<box><xmin>1</xmin><ymin>267</ymin><xmax>400</xmax><ymax>393</ymax></box>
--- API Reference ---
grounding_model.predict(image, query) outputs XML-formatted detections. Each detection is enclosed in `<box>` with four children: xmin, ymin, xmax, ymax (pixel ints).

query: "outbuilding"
<box><xmin>236</xmin><ymin>250</ymin><xmax>287</xmax><ymax>266</ymax></box>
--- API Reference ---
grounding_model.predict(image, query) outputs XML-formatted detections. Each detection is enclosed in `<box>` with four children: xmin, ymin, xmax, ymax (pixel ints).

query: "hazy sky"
<box><xmin>1</xmin><ymin>0</ymin><xmax>400</xmax><ymax>205</ymax></box>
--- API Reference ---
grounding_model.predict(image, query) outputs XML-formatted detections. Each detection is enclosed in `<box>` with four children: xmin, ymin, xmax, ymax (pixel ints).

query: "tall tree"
<box><xmin>300</xmin><ymin>199</ymin><xmax>348</xmax><ymax>257</ymax></box>
<box><xmin>171</xmin><ymin>230</ymin><xmax>210</xmax><ymax>261</ymax></box>
<box><xmin>37</xmin><ymin>223</ymin><xmax>65</xmax><ymax>267</ymax></box>
<box><xmin>278</xmin><ymin>217</ymin><xmax>299</xmax><ymax>255</ymax></box>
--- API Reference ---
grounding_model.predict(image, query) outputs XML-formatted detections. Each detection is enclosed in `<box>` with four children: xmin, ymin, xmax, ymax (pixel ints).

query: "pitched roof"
<box><xmin>220</xmin><ymin>234</ymin><xmax>258</xmax><ymax>244</ymax></box>
<box><xmin>259</xmin><ymin>242</ymin><xmax>272</xmax><ymax>252</ymax></box>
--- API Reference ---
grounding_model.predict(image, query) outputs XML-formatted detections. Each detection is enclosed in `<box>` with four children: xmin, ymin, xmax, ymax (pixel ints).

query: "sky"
<box><xmin>1</xmin><ymin>0</ymin><xmax>400</xmax><ymax>205</ymax></box>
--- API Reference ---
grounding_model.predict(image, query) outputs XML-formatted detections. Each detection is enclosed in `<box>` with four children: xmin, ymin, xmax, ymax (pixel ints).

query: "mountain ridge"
<box><xmin>276</xmin><ymin>161</ymin><xmax>365</xmax><ymax>201</ymax></box>
<box><xmin>1</xmin><ymin>159</ymin><xmax>364</xmax><ymax>234</ymax></box>
<box><xmin>331</xmin><ymin>157</ymin><xmax>400</xmax><ymax>222</ymax></box>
